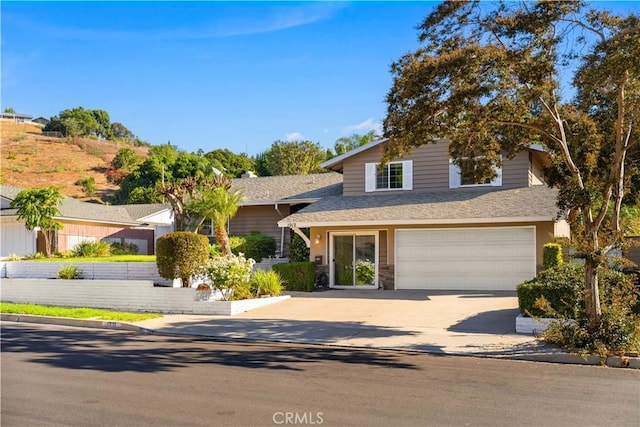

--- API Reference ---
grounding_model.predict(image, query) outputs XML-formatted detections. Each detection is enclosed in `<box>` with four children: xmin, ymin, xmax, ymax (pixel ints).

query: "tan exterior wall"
<box><xmin>230</xmin><ymin>204</ymin><xmax>291</xmax><ymax>256</ymax></box>
<box><xmin>341</xmin><ymin>141</ymin><xmax>533</xmax><ymax>196</ymax></box>
<box><xmin>309</xmin><ymin>221</ymin><xmax>558</xmax><ymax>282</ymax></box>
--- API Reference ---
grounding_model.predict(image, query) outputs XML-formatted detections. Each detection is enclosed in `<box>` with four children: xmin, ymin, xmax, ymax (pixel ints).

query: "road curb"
<box><xmin>1</xmin><ymin>314</ymin><xmax>151</xmax><ymax>334</ymax></box>
<box><xmin>3</xmin><ymin>315</ymin><xmax>638</xmax><ymax>369</ymax></box>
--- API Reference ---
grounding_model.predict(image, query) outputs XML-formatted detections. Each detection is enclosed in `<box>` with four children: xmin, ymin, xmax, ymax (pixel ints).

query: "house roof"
<box><xmin>0</xmin><ymin>185</ymin><xmax>141</xmax><ymax>226</ymax></box>
<box><xmin>231</xmin><ymin>172</ymin><xmax>343</xmax><ymax>206</ymax></box>
<box><xmin>278</xmin><ymin>185</ymin><xmax>562</xmax><ymax>228</ymax></box>
<box><xmin>120</xmin><ymin>203</ymin><xmax>171</xmax><ymax>221</ymax></box>
<box><xmin>321</xmin><ymin>138</ymin><xmax>387</xmax><ymax>172</ymax></box>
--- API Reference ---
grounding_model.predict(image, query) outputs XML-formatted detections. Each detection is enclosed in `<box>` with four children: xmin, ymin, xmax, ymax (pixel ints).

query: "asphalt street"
<box><xmin>2</xmin><ymin>322</ymin><xmax>639</xmax><ymax>427</ymax></box>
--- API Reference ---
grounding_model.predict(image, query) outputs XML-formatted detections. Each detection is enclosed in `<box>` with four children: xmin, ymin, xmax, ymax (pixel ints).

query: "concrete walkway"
<box><xmin>134</xmin><ymin>289</ymin><xmax>557</xmax><ymax>358</ymax></box>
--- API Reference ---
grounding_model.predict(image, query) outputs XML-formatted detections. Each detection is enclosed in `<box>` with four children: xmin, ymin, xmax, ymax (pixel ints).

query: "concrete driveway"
<box><xmin>136</xmin><ymin>289</ymin><xmax>550</xmax><ymax>357</ymax></box>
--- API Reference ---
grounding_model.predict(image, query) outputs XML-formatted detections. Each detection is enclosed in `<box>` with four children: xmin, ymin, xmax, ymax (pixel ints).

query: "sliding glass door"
<box><xmin>331</xmin><ymin>232</ymin><xmax>377</xmax><ymax>287</ymax></box>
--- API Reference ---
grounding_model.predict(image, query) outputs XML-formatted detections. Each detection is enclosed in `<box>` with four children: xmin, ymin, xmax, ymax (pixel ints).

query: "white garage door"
<box><xmin>1</xmin><ymin>222</ymin><xmax>36</xmax><ymax>258</ymax></box>
<box><xmin>395</xmin><ymin>227</ymin><xmax>536</xmax><ymax>290</ymax></box>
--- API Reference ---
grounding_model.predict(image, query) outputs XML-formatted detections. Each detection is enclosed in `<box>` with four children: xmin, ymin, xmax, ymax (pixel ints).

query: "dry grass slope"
<box><xmin>0</xmin><ymin>119</ymin><xmax>148</xmax><ymax>201</ymax></box>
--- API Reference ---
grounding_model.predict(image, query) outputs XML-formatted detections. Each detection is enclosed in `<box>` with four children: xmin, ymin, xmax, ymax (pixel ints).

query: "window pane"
<box><xmin>376</xmin><ymin>166</ymin><xmax>388</xmax><ymax>189</ymax></box>
<box><xmin>389</xmin><ymin>163</ymin><xmax>403</xmax><ymax>188</ymax></box>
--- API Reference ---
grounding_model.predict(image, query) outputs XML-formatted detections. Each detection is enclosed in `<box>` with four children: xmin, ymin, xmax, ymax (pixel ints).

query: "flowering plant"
<box><xmin>205</xmin><ymin>253</ymin><xmax>255</xmax><ymax>301</ymax></box>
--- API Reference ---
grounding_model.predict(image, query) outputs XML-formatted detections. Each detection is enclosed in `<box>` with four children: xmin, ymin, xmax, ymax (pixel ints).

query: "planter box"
<box><xmin>515</xmin><ymin>314</ymin><xmax>555</xmax><ymax>334</ymax></box>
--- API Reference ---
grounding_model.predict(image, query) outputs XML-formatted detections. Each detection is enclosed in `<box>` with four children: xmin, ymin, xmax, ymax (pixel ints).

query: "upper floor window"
<box><xmin>365</xmin><ymin>161</ymin><xmax>413</xmax><ymax>192</ymax></box>
<box><xmin>449</xmin><ymin>157</ymin><xmax>502</xmax><ymax>188</ymax></box>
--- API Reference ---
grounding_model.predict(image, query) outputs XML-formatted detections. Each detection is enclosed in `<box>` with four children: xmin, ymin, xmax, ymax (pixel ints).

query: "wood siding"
<box><xmin>230</xmin><ymin>204</ymin><xmax>291</xmax><ymax>256</ymax></box>
<box><xmin>342</xmin><ymin>141</ymin><xmax>533</xmax><ymax>195</ymax></box>
<box><xmin>57</xmin><ymin>222</ymin><xmax>154</xmax><ymax>254</ymax></box>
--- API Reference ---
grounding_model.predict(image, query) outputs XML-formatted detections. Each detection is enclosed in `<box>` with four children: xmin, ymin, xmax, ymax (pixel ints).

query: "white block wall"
<box><xmin>2</xmin><ymin>262</ymin><xmax>173</xmax><ymax>286</ymax></box>
<box><xmin>0</xmin><ymin>279</ymin><xmax>289</xmax><ymax>315</ymax></box>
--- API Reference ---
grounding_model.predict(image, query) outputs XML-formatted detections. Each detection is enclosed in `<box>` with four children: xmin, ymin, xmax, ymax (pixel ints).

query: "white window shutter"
<box><xmin>449</xmin><ymin>159</ymin><xmax>460</xmax><ymax>188</ymax></box>
<box><xmin>403</xmin><ymin>160</ymin><xmax>413</xmax><ymax>190</ymax></box>
<box><xmin>492</xmin><ymin>155</ymin><xmax>503</xmax><ymax>186</ymax></box>
<box><xmin>365</xmin><ymin>163</ymin><xmax>377</xmax><ymax>192</ymax></box>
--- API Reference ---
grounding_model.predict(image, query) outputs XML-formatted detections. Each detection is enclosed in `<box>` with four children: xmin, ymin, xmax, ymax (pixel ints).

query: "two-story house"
<box><xmin>278</xmin><ymin>139</ymin><xmax>569</xmax><ymax>291</ymax></box>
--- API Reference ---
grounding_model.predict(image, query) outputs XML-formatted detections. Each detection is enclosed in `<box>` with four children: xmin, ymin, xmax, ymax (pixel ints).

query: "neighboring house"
<box><xmin>0</xmin><ymin>113</ymin><xmax>33</xmax><ymax>122</ymax></box>
<box><xmin>31</xmin><ymin>117</ymin><xmax>51</xmax><ymax>126</ymax></box>
<box><xmin>278</xmin><ymin>139</ymin><xmax>570</xmax><ymax>291</ymax></box>
<box><xmin>0</xmin><ymin>185</ymin><xmax>171</xmax><ymax>257</ymax></box>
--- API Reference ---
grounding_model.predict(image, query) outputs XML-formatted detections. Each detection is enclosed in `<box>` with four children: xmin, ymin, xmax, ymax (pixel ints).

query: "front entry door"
<box><xmin>331</xmin><ymin>233</ymin><xmax>377</xmax><ymax>287</ymax></box>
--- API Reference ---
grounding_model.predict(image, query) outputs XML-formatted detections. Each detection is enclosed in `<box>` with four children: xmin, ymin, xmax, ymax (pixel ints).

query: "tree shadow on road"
<box><xmin>1</xmin><ymin>322</ymin><xmax>421</xmax><ymax>373</ymax></box>
<box><xmin>447</xmin><ymin>309</ymin><xmax>521</xmax><ymax>334</ymax></box>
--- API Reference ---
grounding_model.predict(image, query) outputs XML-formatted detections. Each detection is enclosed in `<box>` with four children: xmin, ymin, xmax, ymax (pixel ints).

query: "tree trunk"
<box><xmin>215</xmin><ymin>224</ymin><xmax>232</xmax><ymax>256</ymax></box>
<box><xmin>584</xmin><ymin>259</ymin><xmax>602</xmax><ymax>331</ymax></box>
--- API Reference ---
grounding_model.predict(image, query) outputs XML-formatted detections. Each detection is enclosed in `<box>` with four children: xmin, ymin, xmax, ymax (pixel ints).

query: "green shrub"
<box><xmin>58</xmin><ymin>264</ymin><xmax>81</xmax><ymax>279</ymax></box>
<box><xmin>288</xmin><ymin>233</ymin><xmax>310</xmax><ymax>262</ymax></box>
<box><xmin>73</xmin><ymin>240</ymin><xmax>112</xmax><ymax>257</ymax></box>
<box><xmin>355</xmin><ymin>259</ymin><xmax>375</xmax><ymax>285</ymax></box>
<box><xmin>210</xmin><ymin>236</ymin><xmax>245</xmax><ymax>257</ymax></box>
<box><xmin>236</xmin><ymin>231</ymin><xmax>277</xmax><ymax>262</ymax></box>
<box><xmin>230</xmin><ymin>281</ymin><xmax>253</xmax><ymax>301</ymax></box>
<box><xmin>110</xmin><ymin>241</ymin><xmax>139</xmax><ymax>255</ymax></box>
<box><xmin>156</xmin><ymin>232</ymin><xmax>210</xmax><ymax>288</ymax></box>
<box><xmin>75</xmin><ymin>177</ymin><xmax>97</xmax><ymax>196</ymax></box>
<box><xmin>519</xmin><ymin>263</ymin><xmax>640</xmax><ymax>355</ymax></box>
<box><xmin>517</xmin><ymin>263</ymin><xmax>583</xmax><ymax>318</ymax></box>
<box><xmin>272</xmin><ymin>262</ymin><xmax>315</xmax><ymax>292</ymax></box>
<box><xmin>250</xmin><ymin>270</ymin><xmax>283</xmax><ymax>297</ymax></box>
<box><xmin>542</xmin><ymin>243</ymin><xmax>564</xmax><ymax>269</ymax></box>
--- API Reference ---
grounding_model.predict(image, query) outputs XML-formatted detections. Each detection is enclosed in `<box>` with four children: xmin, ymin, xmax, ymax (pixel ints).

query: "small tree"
<box><xmin>9</xmin><ymin>187</ymin><xmax>65</xmax><ymax>257</ymax></box>
<box><xmin>156</xmin><ymin>232</ymin><xmax>210</xmax><ymax>288</ymax></box>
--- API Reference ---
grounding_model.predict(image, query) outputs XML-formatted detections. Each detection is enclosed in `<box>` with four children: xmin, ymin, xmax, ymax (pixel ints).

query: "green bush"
<box><xmin>272</xmin><ymin>262</ymin><xmax>315</xmax><ymax>292</ymax></box>
<box><xmin>230</xmin><ymin>281</ymin><xmax>253</xmax><ymax>301</ymax></box>
<box><xmin>517</xmin><ymin>263</ymin><xmax>583</xmax><ymax>318</ymax></box>
<box><xmin>519</xmin><ymin>263</ymin><xmax>640</xmax><ymax>355</ymax></box>
<box><xmin>75</xmin><ymin>177</ymin><xmax>96</xmax><ymax>196</ymax></box>
<box><xmin>156</xmin><ymin>232</ymin><xmax>210</xmax><ymax>288</ymax></box>
<box><xmin>110</xmin><ymin>241</ymin><xmax>139</xmax><ymax>255</ymax></box>
<box><xmin>58</xmin><ymin>264</ymin><xmax>81</xmax><ymax>279</ymax></box>
<box><xmin>542</xmin><ymin>243</ymin><xmax>564</xmax><ymax>269</ymax></box>
<box><xmin>250</xmin><ymin>270</ymin><xmax>283</xmax><ymax>297</ymax></box>
<box><xmin>288</xmin><ymin>233</ymin><xmax>310</xmax><ymax>262</ymax></box>
<box><xmin>210</xmin><ymin>236</ymin><xmax>245</xmax><ymax>257</ymax></box>
<box><xmin>73</xmin><ymin>240</ymin><xmax>112</xmax><ymax>257</ymax></box>
<box><xmin>237</xmin><ymin>231</ymin><xmax>277</xmax><ymax>262</ymax></box>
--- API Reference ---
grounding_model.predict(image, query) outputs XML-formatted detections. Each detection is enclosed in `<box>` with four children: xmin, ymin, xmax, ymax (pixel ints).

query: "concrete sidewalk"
<box><xmin>133</xmin><ymin>290</ymin><xmax>560</xmax><ymax>358</ymax></box>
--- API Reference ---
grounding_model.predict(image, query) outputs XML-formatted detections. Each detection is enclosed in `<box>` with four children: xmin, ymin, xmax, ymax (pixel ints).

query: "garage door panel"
<box><xmin>396</xmin><ymin>227</ymin><xmax>536</xmax><ymax>290</ymax></box>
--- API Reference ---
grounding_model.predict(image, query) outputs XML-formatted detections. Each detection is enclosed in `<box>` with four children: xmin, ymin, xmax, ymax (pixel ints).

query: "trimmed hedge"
<box><xmin>517</xmin><ymin>263</ymin><xmax>583</xmax><ymax>317</ymax></box>
<box><xmin>542</xmin><ymin>243</ymin><xmax>564</xmax><ymax>269</ymax></box>
<box><xmin>272</xmin><ymin>261</ymin><xmax>315</xmax><ymax>292</ymax></box>
<box><xmin>288</xmin><ymin>233</ymin><xmax>310</xmax><ymax>262</ymax></box>
<box><xmin>517</xmin><ymin>263</ymin><xmax>640</xmax><ymax>318</ymax></box>
<box><xmin>210</xmin><ymin>232</ymin><xmax>277</xmax><ymax>262</ymax></box>
<box><xmin>156</xmin><ymin>232</ymin><xmax>210</xmax><ymax>288</ymax></box>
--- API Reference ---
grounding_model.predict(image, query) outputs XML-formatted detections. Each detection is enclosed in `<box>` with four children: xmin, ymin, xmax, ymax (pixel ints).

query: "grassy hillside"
<box><xmin>0</xmin><ymin>119</ymin><xmax>148</xmax><ymax>201</ymax></box>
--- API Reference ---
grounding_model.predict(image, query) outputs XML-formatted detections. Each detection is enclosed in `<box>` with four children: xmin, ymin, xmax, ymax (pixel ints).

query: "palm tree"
<box><xmin>10</xmin><ymin>187</ymin><xmax>65</xmax><ymax>256</ymax></box>
<box><xmin>188</xmin><ymin>183</ymin><xmax>242</xmax><ymax>256</ymax></box>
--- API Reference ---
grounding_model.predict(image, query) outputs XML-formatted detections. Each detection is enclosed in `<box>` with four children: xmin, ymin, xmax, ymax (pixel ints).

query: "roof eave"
<box><xmin>278</xmin><ymin>216</ymin><xmax>557</xmax><ymax>228</ymax></box>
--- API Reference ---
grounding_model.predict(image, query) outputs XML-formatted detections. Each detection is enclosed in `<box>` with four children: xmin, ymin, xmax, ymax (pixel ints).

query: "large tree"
<box><xmin>384</xmin><ymin>1</ymin><xmax>639</xmax><ymax>329</ymax></box>
<box><xmin>10</xmin><ymin>187</ymin><xmax>65</xmax><ymax>257</ymax></box>
<box><xmin>260</xmin><ymin>140</ymin><xmax>326</xmax><ymax>176</ymax></box>
<box><xmin>333</xmin><ymin>130</ymin><xmax>380</xmax><ymax>156</ymax></box>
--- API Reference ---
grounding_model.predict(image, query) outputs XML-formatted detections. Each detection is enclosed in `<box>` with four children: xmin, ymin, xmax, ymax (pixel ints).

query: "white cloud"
<box><xmin>342</xmin><ymin>118</ymin><xmax>383</xmax><ymax>136</ymax></box>
<box><xmin>285</xmin><ymin>132</ymin><xmax>305</xmax><ymax>141</ymax></box>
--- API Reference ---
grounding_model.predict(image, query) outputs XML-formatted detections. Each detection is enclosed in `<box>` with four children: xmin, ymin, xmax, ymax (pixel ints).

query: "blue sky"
<box><xmin>1</xmin><ymin>1</ymin><xmax>437</xmax><ymax>156</ymax></box>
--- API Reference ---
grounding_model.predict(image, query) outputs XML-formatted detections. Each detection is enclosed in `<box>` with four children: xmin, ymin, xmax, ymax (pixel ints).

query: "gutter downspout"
<box><xmin>274</xmin><ymin>203</ymin><xmax>286</xmax><ymax>257</ymax></box>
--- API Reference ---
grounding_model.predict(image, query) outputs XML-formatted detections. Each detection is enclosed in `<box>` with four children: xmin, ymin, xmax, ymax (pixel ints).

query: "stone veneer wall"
<box><xmin>378</xmin><ymin>264</ymin><xmax>395</xmax><ymax>290</ymax></box>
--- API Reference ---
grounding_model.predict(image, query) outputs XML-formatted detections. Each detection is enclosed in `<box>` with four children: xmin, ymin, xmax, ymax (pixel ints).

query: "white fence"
<box><xmin>0</xmin><ymin>279</ymin><xmax>289</xmax><ymax>315</ymax></box>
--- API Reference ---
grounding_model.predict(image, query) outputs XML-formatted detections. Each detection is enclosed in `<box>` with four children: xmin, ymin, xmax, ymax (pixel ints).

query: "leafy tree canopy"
<box><xmin>383</xmin><ymin>0</ymin><xmax>639</xmax><ymax>328</ymax></box>
<box><xmin>260</xmin><ymin>140</ymin><xmax>327</xmax><ymax>176</ymax></box>
<box><xmin>333</xmin><ymin>130</ymin><xmax>380</xmax><ymax>157</ymax></box>
<box><xmin>204</xmin><ymin>148</ymin><xmax>255</xmax><ymax>178</ymax></box>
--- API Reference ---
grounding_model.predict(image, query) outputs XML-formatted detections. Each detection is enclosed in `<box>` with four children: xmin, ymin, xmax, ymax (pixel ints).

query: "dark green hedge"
<box><xmin>272</xmin><ymin>261</ymin><xmax>315</xmax><ymax>292</ymax></box>
<box><xmin>517</xmin><ymin>263</ymin><xmax>640</xmax><ymax>317</ymax></box>
<box><xmin>235</xmin><ymin>231</ymin><xmax>276</xmax><ymax>262</ymax></box>
<box><xmin>542</xmin><ymin>243</ymin><xmax>564</xmax><ymax>269</ymax></box>
<box><xmin>156</xmin><ymin>232</ymin><xmax>210</xmax><ymax>288</ymax></box>
<box><xmin>517</xmin><ymin>263</ymin><xmax>583</xmax><ymax>317</ymax></box>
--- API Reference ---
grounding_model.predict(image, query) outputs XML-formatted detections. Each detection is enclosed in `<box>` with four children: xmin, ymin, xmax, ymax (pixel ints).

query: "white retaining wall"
<box><xmin>0</xmin><ymin>279</ymin><xmax>290</xmax><ymax>315</ymax></box>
